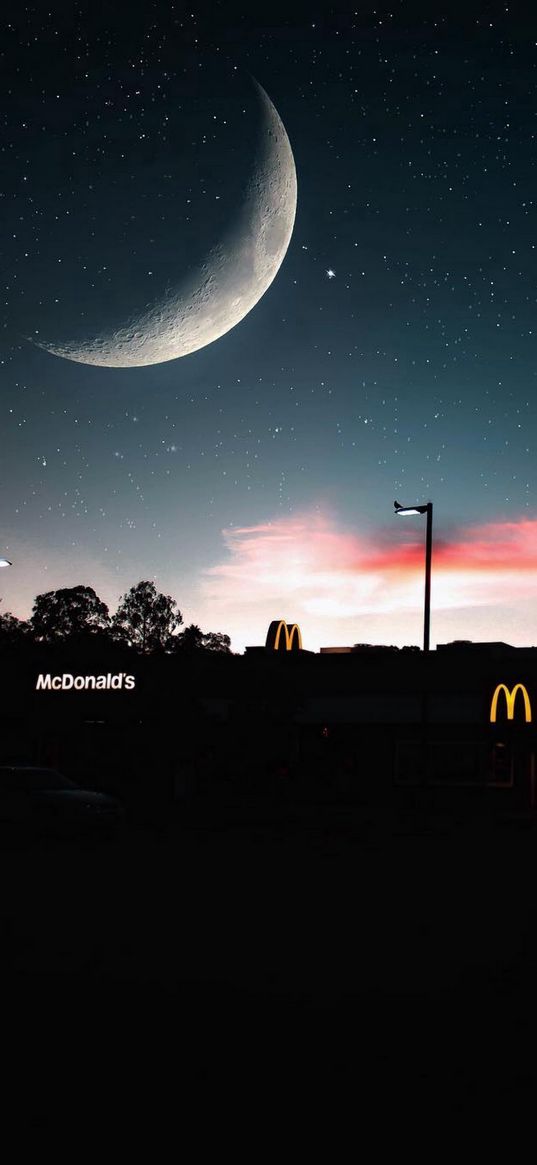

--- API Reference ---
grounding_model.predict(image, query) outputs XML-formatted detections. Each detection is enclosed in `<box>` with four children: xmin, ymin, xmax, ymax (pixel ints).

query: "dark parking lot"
<box><xmin>2</xmin><ymin>800</ymin><xmax>537</xmax><ymax>1128</ymax></box>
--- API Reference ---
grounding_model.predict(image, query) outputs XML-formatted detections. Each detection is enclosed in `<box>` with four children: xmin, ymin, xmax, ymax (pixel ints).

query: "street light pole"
<box><xmin>394</xmin><ymin>500</ymin><xmax>433</xmax><ymax>653</ymax></box>
<box><xmin>423</xmin><ymin>502</ymin><xmax>432</xmax><ymax>654</ymax></box>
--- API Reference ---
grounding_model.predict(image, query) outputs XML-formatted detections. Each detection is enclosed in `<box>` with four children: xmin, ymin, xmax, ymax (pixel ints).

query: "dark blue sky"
<box><xmin>2</xmin><ymin>1</ymin><xmax>537</xmax><ymax>650</ymax></box>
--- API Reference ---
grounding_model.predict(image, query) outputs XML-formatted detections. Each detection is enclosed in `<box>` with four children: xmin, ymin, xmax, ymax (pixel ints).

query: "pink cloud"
<box><xmin>199</xmin><ymin>510</ymin><xmax>537</xmax><ymax>652</ymax></box>
<box><xmin>434</xmin><ymin>520</ymin><xmax>537</xmax><ymax>572</ymax></box>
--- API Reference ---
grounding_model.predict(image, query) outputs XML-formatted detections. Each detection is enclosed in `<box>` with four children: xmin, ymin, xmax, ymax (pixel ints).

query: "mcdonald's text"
<box><xmin>36</xmin><ymin>673</ymin><xmax>136</xmax><ymax>692</ymax></box>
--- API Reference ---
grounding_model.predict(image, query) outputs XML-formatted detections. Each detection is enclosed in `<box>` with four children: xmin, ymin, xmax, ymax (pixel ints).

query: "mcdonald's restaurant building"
<box><xmin>2</xmin><ymin>626</ymin><xmax>537</xmax><ymax>812</ymax></box>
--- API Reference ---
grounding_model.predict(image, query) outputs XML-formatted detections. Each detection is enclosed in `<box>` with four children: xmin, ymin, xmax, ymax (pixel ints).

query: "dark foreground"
<box><xmin>2</xmin><ymin>797</ymin><xmax>537</xmax><ymax>1135</ymax></box>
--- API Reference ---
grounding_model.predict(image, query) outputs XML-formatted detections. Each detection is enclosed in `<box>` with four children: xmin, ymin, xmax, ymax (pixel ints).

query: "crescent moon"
<box><xmin>37</xmin><ymin>82</ymin><xmax>297</xmax><ymax>368</ymax></box>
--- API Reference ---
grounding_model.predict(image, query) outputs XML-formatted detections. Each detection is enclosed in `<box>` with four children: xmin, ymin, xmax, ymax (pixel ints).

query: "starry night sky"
<box><xmin>2</xmin><ymin>1</ymin><xmax>537</xmax><ymax>651</ymax></box>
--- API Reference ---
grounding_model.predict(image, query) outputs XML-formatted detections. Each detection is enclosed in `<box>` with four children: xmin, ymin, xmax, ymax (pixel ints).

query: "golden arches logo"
<box><xmin>265</xmin><ymin>620</ymin><xmax>303</xmax><ymax>653</ymax></box>
<box><xmin>490</xmin><ymin>683</ymin><xmax>532</xmax><ymax>724</ymax></box>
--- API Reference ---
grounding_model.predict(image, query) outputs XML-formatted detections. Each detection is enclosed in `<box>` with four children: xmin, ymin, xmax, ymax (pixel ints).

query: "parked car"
<box><xmin>0</xmin><ymin>765</ymin><xmax>124</xmax><ymax>839</ymax></box>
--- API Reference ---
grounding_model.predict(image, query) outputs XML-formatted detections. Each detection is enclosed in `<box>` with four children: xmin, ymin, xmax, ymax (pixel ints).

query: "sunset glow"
<box><xmin>198</xmin><ymin>510</ymin><xmax>537</xmax><ymax>652</ymax></box>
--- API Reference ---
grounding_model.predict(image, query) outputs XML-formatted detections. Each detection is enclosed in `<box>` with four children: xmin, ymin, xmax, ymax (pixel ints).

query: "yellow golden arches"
<box><xmin>490</xmin><ymin>683</ymin><xmax>532</xmax><ymax>723</ymax></box>
<box><xmin>282</xmin><ymin>623</ymin><xmax>302</xmax><ymax>651</ymax></box>
<box><xmin>265</xmin><ymin>620</ymin><xmax>303</xmax><ymax>652</ymax></box>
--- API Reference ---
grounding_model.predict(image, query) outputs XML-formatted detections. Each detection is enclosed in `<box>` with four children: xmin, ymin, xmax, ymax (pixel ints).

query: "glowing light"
<box><xmin>265</xmin><ymin>619</ymin><xmax>303</xmax><ymax>652</ymax></box>
<box><xmin>490</xmin><ymin>683</ymin><xmax>532</xmax><ymax>723</ymax></box>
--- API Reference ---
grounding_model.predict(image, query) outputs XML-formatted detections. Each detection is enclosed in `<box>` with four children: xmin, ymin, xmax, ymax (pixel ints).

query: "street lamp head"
<box><xmin>394</xmin><ymin>500</ymin><xmax>429</xmax><ymax>516</ymax></box>
<box><xmin>0</xmin><ymin>558</ymin><xmax>12</xmax><ymax>568</ymax></box>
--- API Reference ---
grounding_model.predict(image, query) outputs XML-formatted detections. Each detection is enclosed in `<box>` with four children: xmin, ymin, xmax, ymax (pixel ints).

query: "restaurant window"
<box><xmin>428</xmin><ymin>740</ymin><xmax>484</xmax><ymax>785</ymax></box>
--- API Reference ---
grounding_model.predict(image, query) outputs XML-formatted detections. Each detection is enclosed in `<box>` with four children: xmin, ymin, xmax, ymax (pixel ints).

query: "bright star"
<box><xmin>326</xmin><ymin>268</ymin><xmax>336</xmax><ymax>279</ymax></box>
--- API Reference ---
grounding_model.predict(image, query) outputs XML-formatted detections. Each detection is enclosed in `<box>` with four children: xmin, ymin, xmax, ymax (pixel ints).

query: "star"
<box><xmin>326</xmin><ymin>268</ymin><xmax>336</xmax><ymax>279</ymax></box>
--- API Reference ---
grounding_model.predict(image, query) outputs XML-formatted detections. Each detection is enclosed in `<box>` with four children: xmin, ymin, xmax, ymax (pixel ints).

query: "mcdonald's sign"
<box><xmin>490</xmin><ymin>683</ymin><xmax>532</xmax><ymax>724</ymax></box>
<box><xmin>265</xmin><ymin>620</ymin><xmax>303</xmax><ymax>653</ymax></box>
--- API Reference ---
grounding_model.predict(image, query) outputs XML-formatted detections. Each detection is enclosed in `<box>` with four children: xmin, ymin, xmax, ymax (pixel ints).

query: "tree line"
<box><xmin>0</xmin><ymin>580</ymin><xmax>232</xmax><ymax>655</ymax></box>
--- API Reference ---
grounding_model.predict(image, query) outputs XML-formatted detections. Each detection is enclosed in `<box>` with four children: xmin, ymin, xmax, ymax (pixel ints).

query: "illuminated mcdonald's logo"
<box><xmin>265</xmin><ymin>620</ymin><xmax>303</xmax><ymax>653</ymax></box>
<box><xmin>490</xmin><ymin>683</ymin><xmax>532</xmax><ymax>723</ymax></box>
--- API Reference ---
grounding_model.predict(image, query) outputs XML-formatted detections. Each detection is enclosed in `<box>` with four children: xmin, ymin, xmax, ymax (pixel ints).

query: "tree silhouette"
<box><xmin>174</xmin><ymin>624</ymin><xmax>232</xmax><ymax>654</ymax></box>
<box><xmin>175</xmin><ymin>623</ymin><xmax>204</xmax><ymax>652</ymax></box>
<box><xmin>112</xmin><ymin>580</ymin><xmax>182</xmax><ymax>653</ymax></box>
<box><xmin>0</xmin><ymin>610</ymin><xmax>31</xmax><ymax>646</ymax></box>
<box><xmin>201</xmin><ymin>631</ymin><xmax>231</xmax><ymax>654</ymax></box>
<box><xmin>31</xmin><ymin>586</ymin><xmax>110</xmax><ymax>643</ymax></box>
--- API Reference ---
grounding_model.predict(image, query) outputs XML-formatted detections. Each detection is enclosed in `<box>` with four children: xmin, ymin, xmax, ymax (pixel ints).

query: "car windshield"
<box><xmin>6</xmin><ymin>768</ymin><xmax>76</xmax><ymax>791</ymax></box>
